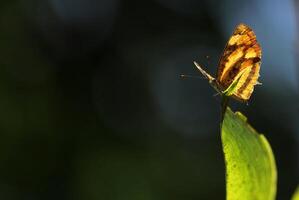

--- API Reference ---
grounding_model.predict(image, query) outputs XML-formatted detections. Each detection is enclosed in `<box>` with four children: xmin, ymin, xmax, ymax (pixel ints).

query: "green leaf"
<box><xmin>221</xmin><ymin>107</ymin><xmax>277</xmax><ymax>200</ymax></box>
<box><xmin>291</xmin><ymin>186</ymin><xmax>299</xmax><ymax>200</ymax></box>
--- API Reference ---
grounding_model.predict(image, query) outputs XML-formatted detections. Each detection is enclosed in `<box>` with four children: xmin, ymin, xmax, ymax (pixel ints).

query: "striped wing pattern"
<box><xmin>217</xmin><ymin>23</ymin><xmax>262</xmax><ymax>101</ymax></box>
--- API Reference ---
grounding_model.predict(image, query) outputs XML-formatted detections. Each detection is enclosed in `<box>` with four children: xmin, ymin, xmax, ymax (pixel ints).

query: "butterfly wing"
<box><xmin>217</xmin><ymin>23</ymin><xmax>262</xmax><ymax>101</ymax></box>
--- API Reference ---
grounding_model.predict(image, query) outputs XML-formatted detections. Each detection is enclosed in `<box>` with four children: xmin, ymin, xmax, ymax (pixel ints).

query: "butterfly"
<box><xmin>194</xmin><ymin>23</ymin><xmax>262</xmax><ymax>102</ymax></box>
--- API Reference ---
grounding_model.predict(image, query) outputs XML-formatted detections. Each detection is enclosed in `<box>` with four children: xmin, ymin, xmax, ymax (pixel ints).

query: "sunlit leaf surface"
<box><xmin>292</xmin><ymin>186</ymin><xmax>299</xmax><ymax>200</ymax></box>
<box><xmin>221</xmin><ymin>107</ymin><xmax>277</xmax><ymax>200</ymax></box>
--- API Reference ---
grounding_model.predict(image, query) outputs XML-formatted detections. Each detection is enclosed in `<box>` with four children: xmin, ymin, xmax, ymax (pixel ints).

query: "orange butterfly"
<box><xmin>194</xmin><ymin>23</ymin><xmax>262</xmax><ymax>102</ymax></box>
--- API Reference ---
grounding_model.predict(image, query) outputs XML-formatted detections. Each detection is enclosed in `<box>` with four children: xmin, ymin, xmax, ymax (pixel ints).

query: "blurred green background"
<box><xmin>0</xmin><ymin>0</ymin><xmax>298</xmax><ymax>199</ymax></box>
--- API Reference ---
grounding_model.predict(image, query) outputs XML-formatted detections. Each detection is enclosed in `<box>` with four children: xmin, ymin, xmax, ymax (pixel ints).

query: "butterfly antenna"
<box><xmin>180</xmin><ymin>74</ymin><xmax>204</xmax><ymax>79</ymax></box>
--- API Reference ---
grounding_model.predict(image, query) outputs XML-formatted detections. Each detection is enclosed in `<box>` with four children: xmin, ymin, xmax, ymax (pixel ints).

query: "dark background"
<box><xmin>0</xmin><ymin>0</ymin><xmax>298</xmax><ymax>199</ymax></box>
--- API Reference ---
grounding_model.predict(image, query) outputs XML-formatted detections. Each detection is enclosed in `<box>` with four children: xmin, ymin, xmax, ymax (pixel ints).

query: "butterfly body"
<box><xmin>194</xmin><ymin>23</ymin><xmax>262</xmax><ymax>102</ymax></box>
